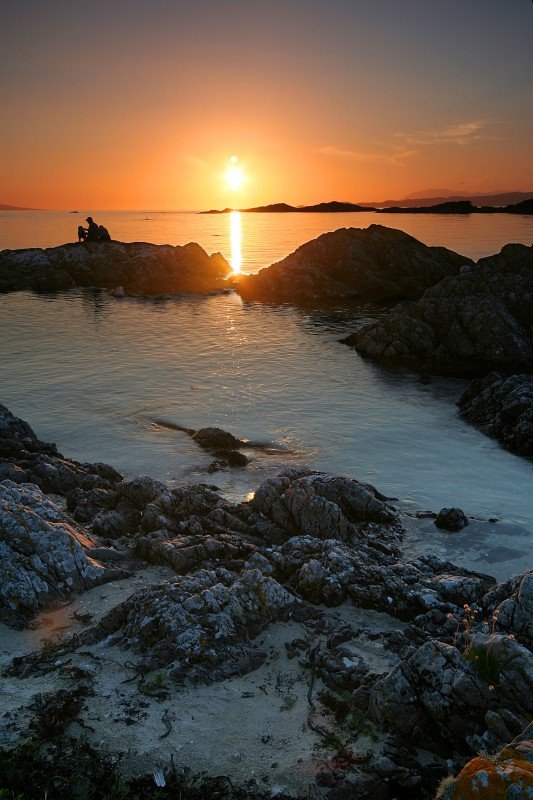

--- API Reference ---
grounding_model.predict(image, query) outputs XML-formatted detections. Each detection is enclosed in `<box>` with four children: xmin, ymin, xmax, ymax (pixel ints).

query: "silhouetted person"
<box><xmin>98</xmin><ymin>224</ymin><xmax>111</xmax><ymax>241</ymax></box>
<box><xmin>85</xmin><ymin>216</ymin><xmax>100</xmax><ymax>241</ymax></box>
<box><xmin>77</xmin><ymin>225</ymin><xmax>87</xmax><ymax>242</ymax></box>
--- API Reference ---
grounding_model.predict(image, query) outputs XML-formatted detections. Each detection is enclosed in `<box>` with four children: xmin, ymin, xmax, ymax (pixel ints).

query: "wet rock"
<box><xmin>434</xmin><ymin>507</ymin><xmax>469</xmax><ymax>532</ymax></box>
<box><xmin>192</xmin><ymin>427</ymin><xmax>244</xmax><ymax>450</ymax></box>
<box><xmin>0</xmin><ymin>480</ymin><xmax>120</xmax><ymax>628</ymax></box>
<box><xmin>236</xmin><ymin>225</ymin><xmax>469</xmax><ymax>304</ymax></box>
<box><xmin>457</xmin><ymin>373</ymin><xmax>533</xmax><ymax>457</ymax></box>
<box><xmin>345</xmin><ymin>243</ymin><xmax>533</xmax><ymax>376</ymax></box>
<box><xmin>85</xmin><ymin>568</ymin><xmax>304</xmax><ymax>682</ymax></box>
<box><xmin>0</xmin><ymin>403</ymin><xmax>122</xmax><ymax>498</ymax></box>
<box><xmin>0</xmin><ymin>241</ymin><xmax>230</xmax><ymax>295</ymax></box>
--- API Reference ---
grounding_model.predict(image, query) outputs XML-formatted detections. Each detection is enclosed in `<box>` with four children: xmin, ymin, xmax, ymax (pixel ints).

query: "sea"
<box><xmin>1</xmin><ymin>209</ymin><xmax>532</xmax><ymax>579</ymax></box>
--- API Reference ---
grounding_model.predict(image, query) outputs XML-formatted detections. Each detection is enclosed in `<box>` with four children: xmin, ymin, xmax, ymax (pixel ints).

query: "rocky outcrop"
<box><xmin>0</xmin><ymin>240</ymin><xmax>230</xmax><ymax>295</ymax></box>
<box><xmin>0</xmin><ymin>403</ymin><xmax>123</xmax><ymax>496</ymax></box>
<box><xmin>344</xmin><ymin>243</ymin><xmax>533</xmax><ymax>377</ymax></box>
<box><xmin>235</xmin><ymin>225</ymin><xmax>470</xmax><ymax>303</ymax></box>
<box><xmin>368</xmin><ymin>633</ymin><xmax>532</xmax><ymax>755</ymax></box>
<box><xmin>86</xmin><ymin>567</ymin><xmax>302</xmax><ymax>682</ymax></box>
<box><xmin>0</xmin><ymin>481</ymin><xmax>121</xmax><ymax>628</ymax></box>
<box><xmin>457</xmin><ymin>373</ymin><xmax>533</xmax><ymax>457</ymax></box>
<box><xmin>483</xmin><ymin>570</ymin><xmax>533</xmax><ymax>649</ymax></box>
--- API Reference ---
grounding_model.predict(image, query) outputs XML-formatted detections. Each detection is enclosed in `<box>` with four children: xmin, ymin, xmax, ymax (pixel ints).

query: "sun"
<box><xmin>226</xmin><ymin>155</ymin><xmax>244</xmax><ymax>191</ymax></box>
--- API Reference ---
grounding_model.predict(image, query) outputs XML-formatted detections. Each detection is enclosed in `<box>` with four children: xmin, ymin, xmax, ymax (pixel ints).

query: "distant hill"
<box><xmin>200</xmin><ymin>200</ymin><xmax>374</xmax><ymax>214</ymax></box>
<box><xmin>378</xmin><ymin>199</ymin><xmax>533</xmax><ymax>215</ymax></box>
<box><xmin>359</xmin><ymin>191</ymin><xmax>533</xmax><ymax>209</ymax></box>
<box><xmin>0</xmin><ymin>203</ymin><xmax>40</xmax><ymax>211</ymax></box>
<box><xmin>378</xmin><ymin>200</ymin><xmax>475</xmax><ymax>215</ymax></box>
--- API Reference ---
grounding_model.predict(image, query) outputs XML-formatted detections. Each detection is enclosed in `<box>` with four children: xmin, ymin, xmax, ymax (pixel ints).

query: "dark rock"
<box><xmin>0</xmin><ymin>241</ymin><xmax>230</xmax><ymax>296</ymax></box>
<box><xmin>434</xmin><ymin>508</ymin><xmax>469</xmax><ymax>532</ymax></box>
<box><xmin>346</xmin><ymin>243</ymin><xmax>533</xmax><ymax>376</ymax></box>
<box><xmin>0</xmin><ymin>403</ymin><xmax>122</xmax><ymax>498</ymax></box>
<box><xmin>483</xmin><ymin>570</ymin><xmax>533</xmax><ymax>648</ymax></box>
<box><xmin>457</xmin><ymin>373</ymin><xmax>533</xmax><ymax>457</ymax></box>
<box><xmin>192</xmin><ymin>427</ymin><xmax>244</xmax><ymax>450</ymax></box>
<box><xmin>236</xmin><ymin>225</ymin><xmax>470</xmax><ymax>304</ymax></box>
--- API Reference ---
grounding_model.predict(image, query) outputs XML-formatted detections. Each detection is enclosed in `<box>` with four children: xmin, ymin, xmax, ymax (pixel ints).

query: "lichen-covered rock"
<box><xmin>135</xmin><ymin>529</ymin><xmax>257</xmax><ymax>574</ymax></box>
<box><xmin>345</xmin><ymin>243</ymin><xmax>533</xmax><ymax>377</ymax></box>
<box><xmin>368</xmin><ymin>635</ymin><xmax>532</xmax><ymax>755</ymax></box>
<box><xmin>271</xmin><ymin>536</ymin><xmax>494</xmax><ymax>618</ymax></box>
<box><xmin>0</xmin><ymin>241</ymin><xmax>230</xmax><ymax>295</ymax></box>
<box><xmin>435</xmin><ymin>508</ymin><xmax>469</xmax><ymax>532</ymax></box>
<box><xmin>86</xmin><ymin>568</ymin><xmax>302</xmax><ymax>682</ymax></box>
<box><xmin>483</xmin><ymin>571</ymin><xmax>533</xmax><ymax>649</ymax></box>
<box><xmin>436</xmin><ymin>740</ymin><xmax>533</xmax><ymax>800</ymax></box>
<box><xmin>251</xmin><ymin>469</ymin><xmax>398</xmax><ymax>541</ymax></box>
<box><xmin>457</xmin><ymin>373</ymin><xmax>533</xmax><ymax>457</ymax></box>
<box><xmin>0</xmin><ymin>480</ymin><xmax>119</xmax><ymax>627</ymax></box>
<box><xmin>236</xmin><ymin>225</ymin><xmax>469</xmax><ymax>304</ymax></box>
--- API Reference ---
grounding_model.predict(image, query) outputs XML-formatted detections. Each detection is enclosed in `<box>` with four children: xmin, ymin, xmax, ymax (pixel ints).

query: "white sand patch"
<box><xmin>0</xmin><ymin>573</ymin><xmax>404</xmax><ymax>794</ymax></box>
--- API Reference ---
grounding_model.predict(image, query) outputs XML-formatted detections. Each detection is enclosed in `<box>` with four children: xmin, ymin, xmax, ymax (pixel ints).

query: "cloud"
<box><xmin>398</xmin><ymin>120</ymin><xmax>493</xmax><ymax>146</ymax></box>
<box><xmin>185</xmin><ymin>154</ymin><xmax>209</xmax><ymax>170</ymax></box>
<box><xmin>317</xmin><ymin>146</ymin><xmax>419</xmax><ymax>167</ymax></box>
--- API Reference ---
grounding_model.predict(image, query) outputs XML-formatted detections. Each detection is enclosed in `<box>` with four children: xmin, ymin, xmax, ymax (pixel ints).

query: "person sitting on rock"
<box><xmin>85</xmin><ymin>216</ymin><xmax>100</xmax><ymax>242</ymax></box>
<box><xmin>77</xmin><ymin>225</ymin><xmax>87</xmax><ymax>243</ymax></box>
<box><xmin>98</xmin><ymin>224</ymin><xmax>111</xmax><ymax>241</ymax></box>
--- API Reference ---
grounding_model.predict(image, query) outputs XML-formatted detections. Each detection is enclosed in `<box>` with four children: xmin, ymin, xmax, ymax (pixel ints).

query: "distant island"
<box><xmin>0</xmin><ymin>202</ymin><xmax>40</xmax><ymax>211</ymax></box>
<box><xmin>200</xmin><ymin>200</ymin><xmax>375</xmax><ymax>214</ymax></box>
<box><xmin>378</xmin><ymin>199</ymin><xmax>533</xmax><ymax>215</ymax></box>
<box><xmin>201</xmin><ymin>197</ymin><xmax>533</xmax><ymax>215</ymax></box>
<box><xmin>359</xmin><ymin>190</ymin><xmax>533</xmax><ymax>209</ymax></box>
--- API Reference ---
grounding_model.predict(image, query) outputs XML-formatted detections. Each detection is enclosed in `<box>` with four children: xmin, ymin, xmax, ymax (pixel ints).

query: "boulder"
<box><xmin>0</xmin><ymin>480</ymin><xmax>120</xmax><ymax>628</ymax></box>
<box><xmin>457</xmin><ymin>373</ymin><xmax>533</xmax><ymax>457</ymax></box>
<box><xmin>0</xmin><ymin>241</ymin><xmax>230</xmax><ymax>295</ymax></box>
<box><xmin>236</xmin><ymin>225</ymin><xmax>470</xmax><ymax>303</ymax></box>
<box><xmin>345</xmin><ymin>243</ymin><xmax>533</xmax><ymax>376</ymax></box>
<box><xmin>435</xmin><ymin>508</ymin><xmax>469</xmax><ymax>532</ymax></box>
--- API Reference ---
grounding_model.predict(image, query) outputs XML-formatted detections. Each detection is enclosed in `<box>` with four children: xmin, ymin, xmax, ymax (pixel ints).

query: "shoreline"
<box><xmin>0</xmin><ymin>402</ymin><xmax>531</xmax><ymax>799</ymax></box>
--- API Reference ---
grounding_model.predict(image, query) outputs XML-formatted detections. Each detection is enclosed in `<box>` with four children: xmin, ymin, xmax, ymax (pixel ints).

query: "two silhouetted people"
<box><xmin>78</xmin><ymin>216</ymin><xmax>111</xmax><ymax>243</ymax></box>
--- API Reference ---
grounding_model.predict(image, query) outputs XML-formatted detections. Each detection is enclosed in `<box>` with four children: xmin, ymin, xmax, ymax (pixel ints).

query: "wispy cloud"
<box><xmin>185</xmin><ymin>154</ymin><xmax>209</xmax><ymax>170</ymax></box>
<box><xmin>317</xmin><ymin>146</ymin><xmax>418</xmax><ymax>167</ymax></box>
<box><xmin>397</xmin><ymin>120</ymin><xmax>493</xmax><ymax>146</ymax></box>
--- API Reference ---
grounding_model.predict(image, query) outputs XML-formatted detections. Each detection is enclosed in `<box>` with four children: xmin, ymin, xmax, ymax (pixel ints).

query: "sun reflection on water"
<box><xmin>230</xmin><ymin>210</ymin><xmax>242</xmax><ymax>273</ymax></box>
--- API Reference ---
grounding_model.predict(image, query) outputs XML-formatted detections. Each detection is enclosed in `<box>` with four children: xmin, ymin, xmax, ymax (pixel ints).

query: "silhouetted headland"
<box><xmin>234</xmin><ymin>224</ymin><xmax>471</xmax><ymax>303</ymax></box>
<box><xmin>200</xmin><ymin>200</ymin><xmax>375</xmax><ymax>214</ymax></box>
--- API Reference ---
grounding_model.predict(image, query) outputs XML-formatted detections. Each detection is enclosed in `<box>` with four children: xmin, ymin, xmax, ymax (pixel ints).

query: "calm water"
<box><xmin>1</xmin><ymin>209</ymin><xmax>533</xmax><ymax>270</ymax></box>
<box><xmin>0</xmin><ymin>212</ymin><xmax>532</xmax><ymax>577</ymax></box>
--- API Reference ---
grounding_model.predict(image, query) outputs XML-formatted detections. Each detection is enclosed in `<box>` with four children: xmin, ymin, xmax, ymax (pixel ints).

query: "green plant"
<box><xmin>463</xmin><ymin>643</ymin><xmax>501</xmax><ymax>684</ymax></box>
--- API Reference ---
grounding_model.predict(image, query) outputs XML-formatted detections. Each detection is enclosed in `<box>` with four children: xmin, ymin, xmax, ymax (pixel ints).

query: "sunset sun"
<box><xmin>226</xmin><ymin>155</ymin><xmax>244</xmax><ymax>191</ymax></box>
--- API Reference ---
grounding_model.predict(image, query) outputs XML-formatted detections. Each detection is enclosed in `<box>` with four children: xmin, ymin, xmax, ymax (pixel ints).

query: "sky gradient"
<box><xmin>1</xmin><ymin>0</ymin><xmax>532</xmax><ymax>209</ymax></box>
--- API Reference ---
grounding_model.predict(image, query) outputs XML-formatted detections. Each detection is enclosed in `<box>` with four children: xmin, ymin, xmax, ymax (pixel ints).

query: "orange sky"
<box><xmin>1</xmin><ymin>1</ymin><xmax>532</xmax><ymax>210</ymax></box>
